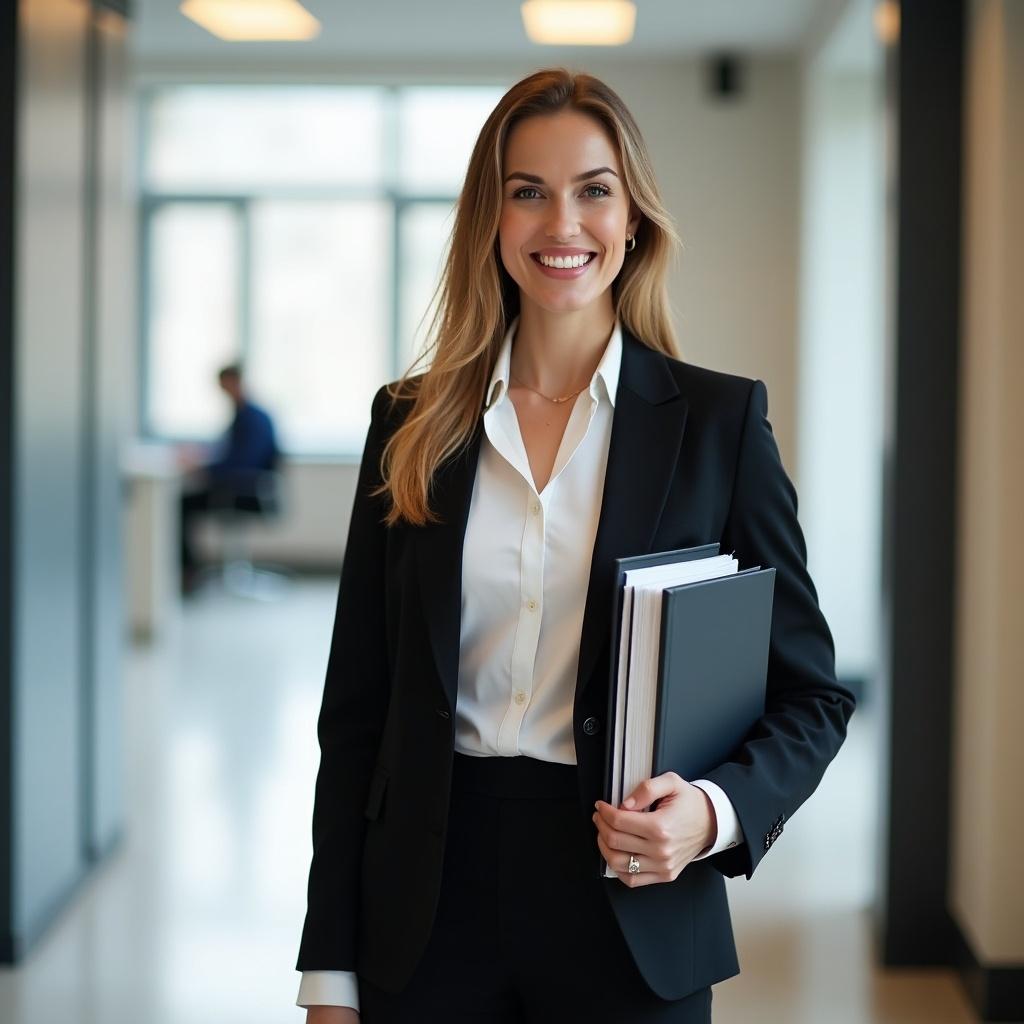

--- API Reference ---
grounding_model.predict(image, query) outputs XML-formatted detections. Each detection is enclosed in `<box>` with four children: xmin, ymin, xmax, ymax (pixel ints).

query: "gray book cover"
<box><xmin>652</xmin><ymin>567</ymin><xmax>775</xmax><ymax>781</ymax></box>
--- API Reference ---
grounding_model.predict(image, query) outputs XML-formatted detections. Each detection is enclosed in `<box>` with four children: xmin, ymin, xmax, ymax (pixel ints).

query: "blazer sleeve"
<box><xmin>295</xmin><ymin>384</ymin><xmax>394</xmax><ymax>971</ymax></box>
<box><xmin>703</xmin><ymin>378</ymin><xmax>856</xmax><ymax>879</ymax></box>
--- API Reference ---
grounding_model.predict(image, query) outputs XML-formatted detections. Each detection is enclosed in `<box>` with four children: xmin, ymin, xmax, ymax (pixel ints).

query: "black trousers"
<box><xmin>358</xmin><ymin>752</ymin><xmax>713</xmax><ymax>1023</ymax></box>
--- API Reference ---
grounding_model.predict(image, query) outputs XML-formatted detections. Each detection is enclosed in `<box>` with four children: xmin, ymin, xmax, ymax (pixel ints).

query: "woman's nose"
<box><xmin>545</xmin><ymin>195</ymin><xmax>580</xmax><ymax>240</ymax></box>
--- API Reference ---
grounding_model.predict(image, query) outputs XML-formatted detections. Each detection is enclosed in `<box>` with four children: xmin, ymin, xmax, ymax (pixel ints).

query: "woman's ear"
<box><xmin>627</xmin><ymin>203</ymin><xmax>642</xmax><ymax>239</ymax></box>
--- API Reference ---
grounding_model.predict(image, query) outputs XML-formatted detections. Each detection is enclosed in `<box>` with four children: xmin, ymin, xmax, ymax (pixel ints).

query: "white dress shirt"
<box><xmin>297</xmin><ymin>317</ymin><xmax>743</xmax><ymax>1011</ymax></box>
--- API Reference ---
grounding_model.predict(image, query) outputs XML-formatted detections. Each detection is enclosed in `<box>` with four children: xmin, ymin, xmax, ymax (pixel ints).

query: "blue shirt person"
<box><xmin>206</xmin><ymin>393</ymin><xmax>279</xmax><ymax>497</ymax></box>
<box><xmin>178</xmin><ymin>363</ymin><xmax>280</xmax><ymax>591</ymax></box>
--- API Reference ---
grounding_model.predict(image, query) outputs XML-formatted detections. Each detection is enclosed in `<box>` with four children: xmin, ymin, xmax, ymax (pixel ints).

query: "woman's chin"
<box><xmin>518</xmin><ymin>285</ymin><xmax>608</xmax><ymax>316</ymax></box>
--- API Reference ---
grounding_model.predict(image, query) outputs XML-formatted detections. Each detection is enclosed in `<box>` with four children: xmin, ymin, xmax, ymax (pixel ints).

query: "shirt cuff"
<box><xmin>296</xmin><ymin>970</ymin><xmax>360</xmax><ymax>1011</ymax></box>
<box><xmin>690</xmin><ymin>778</ymin><xmax>743</xmax><ymax>860</ymax></box>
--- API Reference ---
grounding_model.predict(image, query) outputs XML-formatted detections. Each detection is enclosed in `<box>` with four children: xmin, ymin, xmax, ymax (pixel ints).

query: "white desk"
<box><xmin>122</xmin><ymin>442</ymin><xmax>183</xmax><ymax>642</ymax></box>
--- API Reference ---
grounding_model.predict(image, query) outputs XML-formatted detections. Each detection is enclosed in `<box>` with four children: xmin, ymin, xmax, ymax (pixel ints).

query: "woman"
<box><xmin>296</xmin><ymin>68</ymin><xmax>855</xmax><ymax>1023</ymax></box>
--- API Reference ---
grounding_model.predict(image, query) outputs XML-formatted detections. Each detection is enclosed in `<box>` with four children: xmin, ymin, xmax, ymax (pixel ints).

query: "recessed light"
<box><xmin>521</xmin><ymin>1</ymin><xmax>637</xmax><ymax>46</ymax></box>
<box><xmin>873</xmin><ymin>0</ymin><xmax>900</xmax><ymax>46</ymax></box>
<box><xmin>179</xmin><ymin>0</ymin><xmax>321</xmax><ymax>42</ymax></box>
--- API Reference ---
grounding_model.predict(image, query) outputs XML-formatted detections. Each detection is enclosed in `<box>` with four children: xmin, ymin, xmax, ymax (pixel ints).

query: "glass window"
<box><xmin>146</xmin><ymin>202</ymin><xmax>242</xmax><ymax>438</ymax></box>
<box><xmin>248</xmin><ymin>200</ymin><xmax>393</xmax><ymax>455</ymax></box>
<box><xmin>397</xmin><ymin>87</ymin><xmax>505</xmax><ymax>193</ymax></box>
<box><xmin>145</xmin><ymin>86</ymin><xmax>386</xmax><ymax>193</ymax></box>
<box><xmin>397</xmin><ymin>201</ymin><xmax>455</xmax><ymax>375</ymax></box>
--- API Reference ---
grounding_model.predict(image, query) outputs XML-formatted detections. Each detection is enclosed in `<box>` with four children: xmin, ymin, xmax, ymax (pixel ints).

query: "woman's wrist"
<box><xmin>306</xmin><ymin>1006</ymin><xmax>359</xmax><ymax>1023</ymax></box>
<box><xmin>698</xmin><ymin>786</ymin><xmax>717</xmax><ymax>851</ymax></box>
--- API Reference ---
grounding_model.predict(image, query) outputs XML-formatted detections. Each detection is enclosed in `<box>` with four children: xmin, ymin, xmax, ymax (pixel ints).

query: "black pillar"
<box><xmin>878</xmin><ymin>0</ymin><xmax>963</xmax><ymax>970</ymax></box>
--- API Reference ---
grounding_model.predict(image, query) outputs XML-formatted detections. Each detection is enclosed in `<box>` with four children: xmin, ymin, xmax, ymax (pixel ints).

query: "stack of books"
<box><xmin>600</xmin><ymin>543</ymin><xmax>775</xmax><ymax>878</ymax></box>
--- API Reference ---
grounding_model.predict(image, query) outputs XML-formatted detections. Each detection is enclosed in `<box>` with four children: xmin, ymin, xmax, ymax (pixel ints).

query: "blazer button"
<box><xmin>583</xmin><ymin>716</ymin><xmax>601</xmax><ymax>736</ymax></box>
<box><xmin>436</xmin><ymin>708</ymin><xmax>451</xmax><ymax>720</ymax></box>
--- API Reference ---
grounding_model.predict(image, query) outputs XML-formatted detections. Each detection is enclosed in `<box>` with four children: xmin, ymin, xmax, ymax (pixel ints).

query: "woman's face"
<box><xmin>498</xmin><ymin>110</ymin><xmax>640</xmax><ymax>316</ymax></box>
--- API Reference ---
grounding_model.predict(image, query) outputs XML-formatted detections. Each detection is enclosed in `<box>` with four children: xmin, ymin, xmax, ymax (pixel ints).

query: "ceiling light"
<box><xmin>873</xmin><ymin>0</ymin><xmax>900</xmax><ymax>46</ymax></box>
<box><xmin>179</xmin><ymin>0</ymin><xmax>321</xmax><ymax>42</ymax></box>
<box><xmin>521</xmin><ymin>1</ymin><xmax>637</xmax><ymax>46</ymax></box>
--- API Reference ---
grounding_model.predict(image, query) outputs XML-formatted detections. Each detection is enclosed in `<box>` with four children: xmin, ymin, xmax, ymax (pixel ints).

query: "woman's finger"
<box><xmin>619</xmin><ymin>771</ymin><xmax>684</xmax><ymax>811</ymax></box>
<box><xmin>596</xmin><ymin>832</ymin><xmax>665</xmax><ymax>887</ymax></box>
<box><xmin>594</xmin><ymin>802</ymin><xmax>672</xmax><ymax>845</ymax></box>
<box><xmin>592</xmin><ymin>812</ymin><xmax>660</xmax><ymax>857</ymax></box>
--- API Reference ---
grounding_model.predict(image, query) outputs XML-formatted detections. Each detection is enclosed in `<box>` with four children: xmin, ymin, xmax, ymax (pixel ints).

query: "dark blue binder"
<box><xmin>600</xmin><ymin>544</ymin><xmax>775</xmax><ymax>878</ymax></box>
<box><xmin>653</xmin><ymin>567</ymin><xmax>775</xmax><ymax>778</ymax></box>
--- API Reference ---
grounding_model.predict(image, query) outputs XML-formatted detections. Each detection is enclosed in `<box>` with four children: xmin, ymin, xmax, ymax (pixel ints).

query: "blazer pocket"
<box><xmin>364</xmin><ymin>765</ymin><xmax>389</xmax><ymax>821</ymax></box>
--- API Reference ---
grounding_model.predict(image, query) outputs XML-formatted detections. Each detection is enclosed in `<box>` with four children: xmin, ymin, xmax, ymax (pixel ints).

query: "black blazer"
<box><xmin>296</xmin><ymin>326</ymin><xmax>855</xmax><ymax>1001</ymax></box>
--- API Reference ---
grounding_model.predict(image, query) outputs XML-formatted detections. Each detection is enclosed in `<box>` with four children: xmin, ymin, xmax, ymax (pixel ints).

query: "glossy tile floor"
<box><xmin>0</xmin><ymin>578</ymin><xmax>979</xmax><ymax>1023</ymax></box>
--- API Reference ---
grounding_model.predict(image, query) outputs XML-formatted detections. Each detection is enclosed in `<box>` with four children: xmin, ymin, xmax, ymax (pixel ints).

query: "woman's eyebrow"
<box><xmin>503</xmin><ymin>166</ymin><xmax>619</xmax><ymax>184</ymax></box>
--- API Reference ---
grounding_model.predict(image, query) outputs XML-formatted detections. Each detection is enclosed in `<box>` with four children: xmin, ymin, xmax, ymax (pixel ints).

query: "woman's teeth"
<box><xmin>536</xmin><ymin>252</ymin><xmax>595</xmax><ymax>269</ymax></box>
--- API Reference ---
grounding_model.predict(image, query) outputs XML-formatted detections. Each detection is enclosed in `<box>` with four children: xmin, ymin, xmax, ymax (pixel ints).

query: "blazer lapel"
<box><xmin>574</xmin><ymin>330</ymin><xmax>689</xmax><ymax>701</ymax></box>
<box><xmin>415</xmin><ymin>422</ymin><xmax>483</xmax><ymax>715</ymax></box>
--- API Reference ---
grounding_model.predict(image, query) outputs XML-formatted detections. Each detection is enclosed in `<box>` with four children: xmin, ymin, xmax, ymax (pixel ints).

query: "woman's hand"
<box><xmin>593</xmin><ymin>772</ymin><xmax>716</xmax><ymax>887</ymax></box>
<box><xmin>306</xmin><ymin>1007</ymin><xmax>359</xmax><ymax>1024</ymax></box>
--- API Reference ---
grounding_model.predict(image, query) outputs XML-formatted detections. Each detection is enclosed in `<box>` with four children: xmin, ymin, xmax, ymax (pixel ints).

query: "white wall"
<box><xmin>135</xmin><ymin>55</ymin><xmax>801</xmax><ymax>565</ymax></box>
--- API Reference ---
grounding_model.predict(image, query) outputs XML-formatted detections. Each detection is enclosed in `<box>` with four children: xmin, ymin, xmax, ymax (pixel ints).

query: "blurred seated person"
<box><xmin>177</xmin><ymin>362</ymin><xmax>280</xmax><ymax>593</ymax></box>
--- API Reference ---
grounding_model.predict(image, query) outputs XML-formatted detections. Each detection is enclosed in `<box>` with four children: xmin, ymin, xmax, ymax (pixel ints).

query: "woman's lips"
<box><xmin>530</xmin><ymin>252</ymin><xmax>598</xmax><ymax>279</ymax></box>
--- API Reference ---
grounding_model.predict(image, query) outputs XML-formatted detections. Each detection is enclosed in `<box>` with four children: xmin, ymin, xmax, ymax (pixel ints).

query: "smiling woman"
<box><xmin>372</xmin><ymin>68</ymin><xmax>683</xmax><ymax>527</ymax></box>
<box><xmin>296</xmin><ymin>66</ymin><xmax>853</xmax><ymax>1024</ymax></box>
<box><xmin>499</xmin><ymin>113</ymin><xmax>638</xmax><ymax>319</ymax></box>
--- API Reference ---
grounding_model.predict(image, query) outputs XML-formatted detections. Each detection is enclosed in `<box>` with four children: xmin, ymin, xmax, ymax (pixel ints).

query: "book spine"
<box><xmin>651</xmin><ymin>590</ymin><xmax>673</xmax><ymax>779</ymax></box>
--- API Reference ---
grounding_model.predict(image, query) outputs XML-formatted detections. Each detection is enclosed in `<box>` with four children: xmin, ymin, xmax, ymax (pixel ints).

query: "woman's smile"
<box><xmin>530</xmin><ymin>249</ymin><xmax>599</xmax><ymax>278</ymax></box>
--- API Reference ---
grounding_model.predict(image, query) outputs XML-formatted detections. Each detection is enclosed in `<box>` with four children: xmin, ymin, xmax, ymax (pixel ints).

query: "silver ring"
<box><xmin>627</xmin><ymin>854</ymin><xmax>640</xmax><ymax>875</ymax></box>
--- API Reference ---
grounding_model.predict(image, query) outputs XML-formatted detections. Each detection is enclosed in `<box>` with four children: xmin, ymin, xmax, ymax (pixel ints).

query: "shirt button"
<box><xmin>513</xmin><ymin>690</ymin><xmax>527</xmax><ymax>705</ymax></box>
<box><xmin>531</xmin><ymin>502</ymin><xmax>541</xmax><ymax>516</ymax></box>
<box><xmin>526</xmin><ymin>599</ymin><xmax>538</xmax><ymax>611</ymax></box>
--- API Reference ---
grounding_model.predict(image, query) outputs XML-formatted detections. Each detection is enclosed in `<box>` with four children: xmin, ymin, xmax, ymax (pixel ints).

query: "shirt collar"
<box><xmin>484</xmin><ymin>316</ymin><xmax>622</xmax><ymax>411</ymax></box>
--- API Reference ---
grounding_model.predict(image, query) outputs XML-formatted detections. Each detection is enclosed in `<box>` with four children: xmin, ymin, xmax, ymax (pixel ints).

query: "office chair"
<box><xmin>208</xmin><ymin>462</ymin><xmax>291</xmax><ymax>600</ymax></box>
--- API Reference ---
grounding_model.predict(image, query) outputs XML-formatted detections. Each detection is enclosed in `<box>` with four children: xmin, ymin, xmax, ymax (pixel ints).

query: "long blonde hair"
<box><xmin>375</xmin><ymin>67</ymin><xmax>682</xmax><ymax>526</ymax></box>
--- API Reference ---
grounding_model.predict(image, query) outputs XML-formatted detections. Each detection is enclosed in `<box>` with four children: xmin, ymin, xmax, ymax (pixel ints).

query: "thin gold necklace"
<box><xmin>510</xmin><ymin>372</ymin><xmax>589</xmax><ymax>404</ymax></box>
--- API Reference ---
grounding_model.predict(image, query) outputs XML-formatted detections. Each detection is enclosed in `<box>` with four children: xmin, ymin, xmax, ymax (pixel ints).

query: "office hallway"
<box><xmin>0</xmin><ymin>580</ymin><xmax>978</xmax><ymax>1023</ymax></box>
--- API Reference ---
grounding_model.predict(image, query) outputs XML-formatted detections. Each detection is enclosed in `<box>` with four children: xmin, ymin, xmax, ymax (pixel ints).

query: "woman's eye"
<box><xmin>511</xmin><ymin>184</ymin><xmax>611</xmax><ymax>200</ymax></box>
